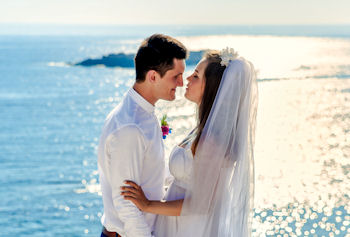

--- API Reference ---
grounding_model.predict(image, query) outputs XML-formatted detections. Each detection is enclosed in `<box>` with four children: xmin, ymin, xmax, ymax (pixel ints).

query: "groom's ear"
<box><xmin>146</xmin><ymin>70</ymin><xmax>158</xmax><ymax>84</ymax></box>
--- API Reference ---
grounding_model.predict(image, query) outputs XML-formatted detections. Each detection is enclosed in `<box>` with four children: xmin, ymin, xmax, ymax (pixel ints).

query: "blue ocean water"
<box><xmin>0</xmin><ymin>25</ymin><xmax>349</xmax><ymax>236</ymax></box>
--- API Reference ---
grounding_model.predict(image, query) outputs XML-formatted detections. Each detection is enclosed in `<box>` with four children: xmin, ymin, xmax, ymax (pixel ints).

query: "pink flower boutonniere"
<box><xmin>161</xmin><ymin>115</ymin><xmax>172</xmax><ymax>139</ymax></box>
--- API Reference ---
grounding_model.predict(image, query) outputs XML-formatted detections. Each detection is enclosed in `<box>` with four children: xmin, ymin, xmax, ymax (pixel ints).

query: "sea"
<box><xmin>0</xmin><ymin>24</ymin><xmax>349</xmax><ymax>236</ymax></box>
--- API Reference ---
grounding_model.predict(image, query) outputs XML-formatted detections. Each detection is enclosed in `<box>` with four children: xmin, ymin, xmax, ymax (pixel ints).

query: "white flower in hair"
<box><xmin>220</xmin><ymin>47</ymin><xmax>239</xmax><ymax>66</ymax></box>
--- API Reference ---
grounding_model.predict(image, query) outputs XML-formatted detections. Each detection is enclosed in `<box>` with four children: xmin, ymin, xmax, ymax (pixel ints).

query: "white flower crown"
<box><xmin>220</xmin><ymin>47</ymin><xmax>239</xmax><ymax>66</ymax></box>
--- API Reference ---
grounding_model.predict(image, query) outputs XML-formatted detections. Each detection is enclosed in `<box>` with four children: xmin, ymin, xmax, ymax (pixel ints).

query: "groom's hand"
<box><xmin>121</xmin><ymin>181</ymin><xmax>150</xmax><ymax>212</ymax></box>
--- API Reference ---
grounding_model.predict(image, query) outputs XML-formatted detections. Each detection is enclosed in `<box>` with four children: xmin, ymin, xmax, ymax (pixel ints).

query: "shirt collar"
<box><xmin>128</xmin><ymin>88</ymin><xmax>155</xmax><ymax>114</ymax></box>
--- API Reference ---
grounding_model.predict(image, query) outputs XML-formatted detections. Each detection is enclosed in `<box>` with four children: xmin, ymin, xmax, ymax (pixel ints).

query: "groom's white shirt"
<box><xmin>98</xmin><ymin>88</ymin><xmax>165</xmax><ymax>237</ymax></box>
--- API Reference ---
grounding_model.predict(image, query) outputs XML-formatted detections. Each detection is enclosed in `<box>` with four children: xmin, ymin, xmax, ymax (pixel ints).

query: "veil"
<box><xmin>176</xmin><ymin>56</ymin><xmax>258</xmax><ymax>236</ymax></box>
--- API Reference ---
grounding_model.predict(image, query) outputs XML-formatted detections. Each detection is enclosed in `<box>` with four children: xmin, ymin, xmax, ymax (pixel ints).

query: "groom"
<box><xmin>98</xmin><ymin>34</ymin><xmax>187</xmax><ymax>237</ymax></box>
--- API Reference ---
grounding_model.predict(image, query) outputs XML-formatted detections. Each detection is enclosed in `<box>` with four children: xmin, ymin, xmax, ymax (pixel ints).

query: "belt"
<box><xmin>102</xmin><ymin>226</ymin><xmax>121</xmax><ymax>237</ymax></box>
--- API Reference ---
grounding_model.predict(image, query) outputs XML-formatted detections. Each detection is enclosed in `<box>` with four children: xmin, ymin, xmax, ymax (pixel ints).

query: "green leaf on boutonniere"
<box><xmin>161</xmin><ymin>115</ymin><xmax>168</xmax><ymax>126</ymax></box>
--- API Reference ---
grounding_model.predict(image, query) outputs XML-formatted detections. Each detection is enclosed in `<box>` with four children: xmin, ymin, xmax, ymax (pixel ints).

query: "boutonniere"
<box><xmin>160</xmin><ymin>115</ymin><xmax>172</xmax><ymax>139</ymax></box>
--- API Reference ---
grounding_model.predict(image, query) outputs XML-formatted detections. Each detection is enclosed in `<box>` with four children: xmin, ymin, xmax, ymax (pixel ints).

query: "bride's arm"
<box><xmin>121</xmin><ymin>181</ymin><xmax>183</xmax><ymax>216</ymax></box>
<box><xmin>144</xmin><ymin>199</ymin><xmax>183</xmax><ymax>216</ymax></box>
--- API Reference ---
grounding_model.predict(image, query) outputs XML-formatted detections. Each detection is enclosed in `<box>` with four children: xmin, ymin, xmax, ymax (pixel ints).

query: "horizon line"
<box><xmin>1</xmin><ymin>23</ymin><xmax>350</xmax><ymax>27</ymax></box>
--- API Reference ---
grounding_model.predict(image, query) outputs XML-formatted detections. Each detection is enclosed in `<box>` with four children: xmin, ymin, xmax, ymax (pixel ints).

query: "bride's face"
<box><xmin>185</xmin><ymin>59</ymin><xmax>208</xmax><ymax>105</ymax></box>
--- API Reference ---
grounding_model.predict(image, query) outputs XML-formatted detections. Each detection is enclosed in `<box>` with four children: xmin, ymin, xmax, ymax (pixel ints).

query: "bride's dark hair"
<box><xmin>192</xmin><ymin>51</ymin><xmax>226</xmax><ymax>155</ymax></box>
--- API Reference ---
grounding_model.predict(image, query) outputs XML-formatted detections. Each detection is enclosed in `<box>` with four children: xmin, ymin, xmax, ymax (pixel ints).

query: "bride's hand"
<box><xmin>120</xmin><ymin>180</ymin><xmax>150</xmax><ymax>211</ymax></box>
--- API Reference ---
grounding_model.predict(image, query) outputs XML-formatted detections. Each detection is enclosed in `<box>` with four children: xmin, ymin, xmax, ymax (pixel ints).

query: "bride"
<box><xmin>121</xmin><ymin>48</ymin><xmax>258</xmax><ymax>237</ymax></box>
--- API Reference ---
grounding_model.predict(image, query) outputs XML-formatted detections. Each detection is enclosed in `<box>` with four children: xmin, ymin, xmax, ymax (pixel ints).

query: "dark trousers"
<box><xmin>100</xmin><ymin>232</ymin><xmax>120</xmax><ymax>237</ymax></box>
<box><xmin>100</xmin><ymin>226</ymin><xmax>121</xmax><ymax>237</ymax></box>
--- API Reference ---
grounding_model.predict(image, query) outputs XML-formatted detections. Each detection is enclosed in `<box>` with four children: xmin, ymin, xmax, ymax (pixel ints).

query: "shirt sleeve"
<box><xmin>106</xmin><ymin>125</ymin><xmax>152</xmax><ymax>237</ymax></box>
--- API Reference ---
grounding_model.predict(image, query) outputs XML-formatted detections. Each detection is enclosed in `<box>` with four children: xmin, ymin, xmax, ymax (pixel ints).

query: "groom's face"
<box><xmin>155</xmin><ymin>58</ymin><xmax>185</xmax><ymax>101</ymax></box>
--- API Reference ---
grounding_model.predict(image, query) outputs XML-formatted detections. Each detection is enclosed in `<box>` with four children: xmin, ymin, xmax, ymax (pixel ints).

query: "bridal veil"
<box><xmin>176</xmin><ymin>53</ymin><xmax>258</xmax><ymax>237</ymax></box>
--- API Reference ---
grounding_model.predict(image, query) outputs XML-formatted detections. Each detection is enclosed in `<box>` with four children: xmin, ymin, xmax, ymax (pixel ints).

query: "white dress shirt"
<box><xmin>98</xmin><ymin>88</ymin><xmax>165</xmax><ymax>237</ymax></box>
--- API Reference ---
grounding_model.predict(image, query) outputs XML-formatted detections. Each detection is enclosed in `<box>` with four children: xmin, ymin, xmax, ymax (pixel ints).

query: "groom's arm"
<box><xmin>106</xmin><ymin>125</ymin><xmax>152</xmax><ymax>237</ymax></box>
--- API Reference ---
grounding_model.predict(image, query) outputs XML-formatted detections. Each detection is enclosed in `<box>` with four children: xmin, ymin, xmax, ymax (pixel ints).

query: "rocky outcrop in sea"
<box><xmin>74</xmin><ymin>51</ymin><xmax>205</xmax><ymax>68</ymax></box>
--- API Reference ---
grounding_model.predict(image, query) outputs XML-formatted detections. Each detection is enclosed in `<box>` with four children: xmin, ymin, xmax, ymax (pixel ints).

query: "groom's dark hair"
<box><xmin>135</xmin><ymin>34</ymin><xmax>188</xmax><ymax>82</ymax></box>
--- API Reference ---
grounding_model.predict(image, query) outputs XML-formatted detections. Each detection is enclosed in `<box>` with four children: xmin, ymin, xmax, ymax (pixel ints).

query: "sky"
<box><xmin>1</xmin><ymin>0</ymin><xmax>350</xmax><ymax>25</ymax></box>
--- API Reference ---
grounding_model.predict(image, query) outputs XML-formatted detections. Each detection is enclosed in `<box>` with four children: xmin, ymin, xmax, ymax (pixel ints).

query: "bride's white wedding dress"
<box><xmin>153</xmin><ymin>142</ymin><xmax>194</xmax><ymax>237</ymax></box>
